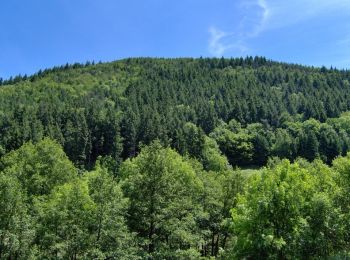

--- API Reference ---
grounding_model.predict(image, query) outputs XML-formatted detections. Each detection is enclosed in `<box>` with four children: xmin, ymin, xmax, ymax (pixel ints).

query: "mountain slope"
<box><xmin>1</xmin><ymin>57</ymin><xmax>350</xmax><ymax>167</ymax></box>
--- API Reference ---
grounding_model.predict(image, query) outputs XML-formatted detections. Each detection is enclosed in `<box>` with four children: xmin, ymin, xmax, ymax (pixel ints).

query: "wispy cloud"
<box><xmin>208</xmin><ymin>27</ymin><xmax>230</xmax><ymax>57</ymax></box>
<box><xmin>208</xmin><ymin>0</ymin><xmax>269</xmax><ymax>56</ymax></box>
<box><xmin>208</xmin><ymin>26</ymin><xmax>247</xmax><ymax>56</ymax></box>
<box><xmin>240</xmin><ymin>0</ymin><xmax>270</xmax><ymax>38</ymax></box>
<box><xmin>208</xmin><ymin>0</ymin><xmax>350</xmax><ymax>57</ymax></box>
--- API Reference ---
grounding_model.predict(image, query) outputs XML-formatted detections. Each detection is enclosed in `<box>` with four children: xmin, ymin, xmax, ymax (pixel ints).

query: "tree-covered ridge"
<box><xmin>1</xmin><ymin>57</ymin><xmax>350</xmax><ymax>168</ymax></box>
<box><xmin>2</xmin><ymin>57</ymin><xmax>350</xmax><ymax>258</ymax></box>
<box><xmin>1</xmin><ymin>138</ymin><xmax>350</xmax><ymax>259</ymax></box>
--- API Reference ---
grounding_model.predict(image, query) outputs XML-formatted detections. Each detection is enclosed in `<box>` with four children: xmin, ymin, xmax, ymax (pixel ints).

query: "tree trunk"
<box><xmin>211</xmin><ymin>233</ymin><xmax>215</xmax><ymax>256</ymax></box>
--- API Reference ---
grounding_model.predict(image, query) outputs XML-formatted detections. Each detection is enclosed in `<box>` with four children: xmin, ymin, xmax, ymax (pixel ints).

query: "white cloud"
<box><xmin>253</xmin><ymin>0</ymin><xmax>270</xmax><ymax>36</ymax></box>
<box><xmin>208</xmin><ymin>26</ymin><xmax>229</xmax><ymax>56</ymax></box>
<box><xmin>240</xmin><ymin>0</ymin><xmax>270</xmax><ymax>37</ymax></box>
<box><xmin>208</xmin><ymin>0</ymin><xmax>269</xmax><ymax>56</ymax></box>
<box><xmin>208</xmin><ymin>0</ymin><xmax>350</xmax><ymax>57</ymax></box>
<box><xmin>208</xmin><ymin>26</ymin><xmax>248</xmax><ymax>56</ymax></box>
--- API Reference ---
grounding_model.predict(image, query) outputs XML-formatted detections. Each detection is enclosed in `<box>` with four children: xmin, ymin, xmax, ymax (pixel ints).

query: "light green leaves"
<box><xmin>231</xmin><ymin>159</ymin><xmax>345</xmax><ymax>259</ymax></box>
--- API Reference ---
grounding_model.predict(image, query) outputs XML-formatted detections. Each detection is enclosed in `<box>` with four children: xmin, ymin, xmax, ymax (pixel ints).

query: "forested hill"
<box><xmin>3</xmin><ymin>57</ymin><xmax>350</xmax><ymax>259</ymax></box>
<box><xmin>1</xmin><ymin>57</ymin><xmax>350</xmax><ymax>168</ymax></box>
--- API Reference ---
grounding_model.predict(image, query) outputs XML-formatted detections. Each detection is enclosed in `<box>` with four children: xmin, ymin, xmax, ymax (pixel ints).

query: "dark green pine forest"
<box><xmin>1</xmin><ymin>57</ymin><xmax>350</xmax><ymax>259</ymax></box>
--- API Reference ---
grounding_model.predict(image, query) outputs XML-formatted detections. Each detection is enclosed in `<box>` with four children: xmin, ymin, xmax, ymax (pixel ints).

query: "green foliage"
<box><xmin>178</xmin><ymin>122</ymin><xmax>206</xmax><ymax>159</ymax></box>
<box><xmin>35</xmin><ymin>179</ymin><xmax>96</xmax><ymax>258</ymax></box>
<box><xmin>2</xmin><ymin>57</ymin><xmax>350</xmax><ymax>168</ymax></box>
<box><xmin>1</xmin><ymin>133</ymin><xmax>350</xmax><ymax>258</ymax></box>
<box><xmin>120</xmin><ymin>141</ymin><xmax>204</xmax><ymax>258</ymax></box>
<box><xmin>2</xmin><ymin>58</ymin><xmax>350</xmax><ymax>258</ymax></box>
<box><xmin>35</xmin><ymin>167</ymin><xmax>138</xmax><ymax>259</ymax></box>
<box><xmin>84</xmin><ymin>164</ymin><xmax>139</xmax><ymax>259</ymax></box>
<box><xmin>0</xmin><ymin>174</ymin><xmax>34</xmax><ymax>259</ymax></box>
<box><xmin>332</xmin><ymin>153</ymin><xmax>350</xmax><ymax>245</ymax></box>
<box><xmin>210</xmin><ymin>122</ymin><xmax>254</xmax><ymax>166</ymax></box>
<box><xmin>0</xmin><ymin>138</ymin><xmax>138</xmax><ymax>259</ymax></box>
<box><xmin>201</xmin><ymin>136</ymin><xmax>229</xmax><ymax>172</ymax></box>
<box><xmin>231</xmin><ymin>160</ymin><xmax>345</xmax><ymax>259</ymax></box>
<box><xmin>198</xmin><ymin>168</ymin><xmax>245</xmax><ymax>257</ymax></box>
<box><xmin>0</xmin><ymin>138</ymin><xmax>76</xmax><ymax>197</ymax></box>
<box><xmin>272</xmin><ymin>128</ymin><xmax>295</xmax><ymax>159</ymax></box>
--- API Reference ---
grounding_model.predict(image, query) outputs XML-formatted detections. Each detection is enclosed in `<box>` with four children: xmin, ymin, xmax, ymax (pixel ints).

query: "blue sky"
<box><xmin>1</xmin><ymin>0</ymin><xmax>350</xmax><ymax>78</ymax></box>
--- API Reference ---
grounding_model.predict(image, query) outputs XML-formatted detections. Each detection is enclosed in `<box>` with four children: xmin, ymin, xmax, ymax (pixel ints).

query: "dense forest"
<box><xmin>1</xmin><ymin>57</ymin><xmax>350</xmax><ymax>258</ymax></box>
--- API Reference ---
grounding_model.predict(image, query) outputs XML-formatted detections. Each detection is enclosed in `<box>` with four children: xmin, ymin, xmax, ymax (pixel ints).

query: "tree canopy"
<box><xmin>1</xmin><ymin>57</ymin><xmax>350</xmax><ymax>258</ymax></box>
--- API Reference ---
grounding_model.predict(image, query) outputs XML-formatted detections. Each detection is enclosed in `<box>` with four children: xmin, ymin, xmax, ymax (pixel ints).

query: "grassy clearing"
<box><xmin>239</xmin><ymin>165</ymin><xmax>262</xmax><ymax>179</ymax></box>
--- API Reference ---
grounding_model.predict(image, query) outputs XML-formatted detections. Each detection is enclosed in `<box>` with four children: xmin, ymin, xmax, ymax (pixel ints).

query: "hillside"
<box><xmin>1</xmin><ymin>57</ymin><xmax>350</xmax><ymax>258</ymax></box>
<box><xmin>1</xmin><ymin>57</ymin><xmax>350</xmax><ymax>167</ymax></box>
